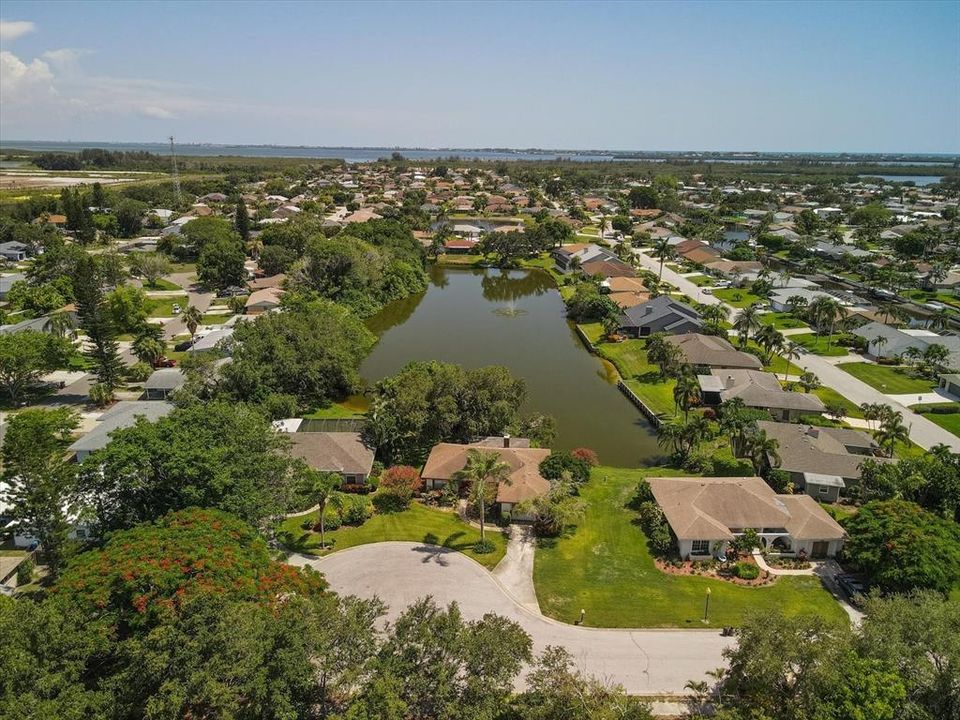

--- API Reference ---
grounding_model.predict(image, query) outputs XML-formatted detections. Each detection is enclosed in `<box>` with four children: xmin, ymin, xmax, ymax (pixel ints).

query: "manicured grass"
<box><xmin>789</xmin><ymin>333</ymin><xmax>852</xmax><ymax>357</ymax></box>
<box><xmin>143</xmin><ymin>278</ymin><xmax>182</xmax><ymax>291</ymax></box>
<box><xmin>534</xmin><ymin>466</ymin><xmax>848</xmax><ymax>628</ymax></box>
<box><xmin>277</xmin><ymin>502</ymin><xmax>507</xmax><ymax>569</ymax></box>
<box><xmin>903</xmin><ymin>289</ymin><xmax>960</xmax><ymax>310</ymax></box>
<box><xmin>200</xmin><ymin>313</ymin><xmax>233</xmax><ymax>325</ymax></box>
<box><xmin>757</xmin><ymin>312</ymin><xmax>809</xmax><ymax>331</ymax></box>
<box><xmin>712</xmin><ymin>287</ymin><xmax>764</xmax><ymax>308</ymax></box>
<box><xmin>811</xmin><ymin>385</ymin><xmax>864</xmax><ymax>419</ymax></box>
<box><xmin>837</xmin><ymin>362</ymin><xmax>936</xmax><ymax>395</ymax></box>
<box><xmin>688</xmin><ymin>274</ymin><xmax>715</xmax><ymax>287</ymax></box>
<box><xmin>593</xmin><ymin>338</ymin><xmax>676</xmax><ymax>416</ymax></box>
<box><xmin>145</xmin><ymin>294</ymin><xmax>189</xmax><ymax>318</ymax></box>
<box><xmin>303</xmin><ymin>395</ymin><xmax>370</xmax><ymax>419</ymax></box>
<box><xmin>910</xmin><ymin>402</ymin><xmax>960</xmax><ymax>438</ymax></box>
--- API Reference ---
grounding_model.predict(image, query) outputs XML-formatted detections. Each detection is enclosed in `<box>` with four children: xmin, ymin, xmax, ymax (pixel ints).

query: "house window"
<box><xmin>691</xmin><ymin>540</ymin><xmax>711</xmax><ymax>555</ymax></box>
<box><xmin>75</xmin><ymin>528</ymin><xmax>87</xmax><ymax>539</ymax></box>
<box><xmin>818</xmin><ymin>486</ymin><xmax>830</xmax><ymax>495</ymax></box>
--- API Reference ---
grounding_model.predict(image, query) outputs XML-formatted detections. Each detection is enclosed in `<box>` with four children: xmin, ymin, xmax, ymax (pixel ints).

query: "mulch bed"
<box><xmin>654</xmin><ymin>557</ymin><xmax>775</xmax><ymax>587</ymax></box>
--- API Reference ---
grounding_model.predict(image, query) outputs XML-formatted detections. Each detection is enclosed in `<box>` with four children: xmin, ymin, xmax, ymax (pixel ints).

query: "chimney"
<box><xmin>726</xmin><ymin>375</ymin><xmax>735</xmax><ymax>388</ymax></box>
<box><xmin>503</xmin><ymin>433</ymin><xmax>510</xmax><ymax>449</ymax></box>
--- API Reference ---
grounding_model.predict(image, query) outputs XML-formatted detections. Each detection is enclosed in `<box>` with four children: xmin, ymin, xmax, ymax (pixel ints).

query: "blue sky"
<box><xmin>1</xmin><ymin>1</ymin><xmax>958</xmax><ymax>152</ymax></box>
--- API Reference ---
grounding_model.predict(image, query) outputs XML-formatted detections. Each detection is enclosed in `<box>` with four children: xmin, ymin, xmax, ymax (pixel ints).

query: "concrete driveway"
<box><xmin>289</xmin><ymin>542</ymin><xmax>732</xmax><ymax>695</ymax></box>
<box><xmin>161</xmin><ymin>272</ymin><xmax>214</xmax><ymax>340</ymax></box>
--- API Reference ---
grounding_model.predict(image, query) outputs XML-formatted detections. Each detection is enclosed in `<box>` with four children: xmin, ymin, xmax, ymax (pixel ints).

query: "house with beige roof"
<box><xmin>755</xmin><ymin>421</ymin><xmax>892</xmax><ymax>501</ymax></box>
<box><xmin>421</xmin><ymin>436</ymin><xmax>550</xmax><ymax>516</ymax></box>
<box><xmin>698</xmin><ymin>369</ymin><xmax>825</xmax><ymax>420</ymax></box>
<box><xmin>647</xmin><ymin>475</ymin><xmax>845</xmax><ymax>560</ymax></box>
<box><xmin>665</xmin><ymin>333</ymin><xmax>762</xmax><ymax>370</ymax></box>
<box><xmin>245</xmin><ymin>287</ymin><xmax>284</xmax><ymax>315</ymax></box>
<box><xmin>289</xmin><ymin>432</ymin><xmax>376</xmax><ymax>485</ymax></box>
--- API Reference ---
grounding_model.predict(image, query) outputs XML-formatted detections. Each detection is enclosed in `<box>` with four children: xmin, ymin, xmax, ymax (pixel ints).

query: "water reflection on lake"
<box><xmin>360</xmin><ymin>266</ymin><xmax>661</xmax><ymax>467</ymax></box>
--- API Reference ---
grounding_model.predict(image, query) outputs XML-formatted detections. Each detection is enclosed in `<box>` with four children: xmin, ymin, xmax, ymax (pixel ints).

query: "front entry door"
<box><xmin>811</xmin><ymin>541</ymin><xmax>829</xmax><ymax>559</ymax></box>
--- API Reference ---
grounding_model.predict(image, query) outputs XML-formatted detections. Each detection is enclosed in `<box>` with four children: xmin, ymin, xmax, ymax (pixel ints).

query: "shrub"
<box><xmin>632</xmin><ymin>479</ymin><xmax>654</xmax><ymax>506</ymax></box>
<box><xmin>570</xmin><ymin>447</ymin><xmax>599</xmax><ymax>467</ymax></box>
<box><xmin>16</xmin><ymin>557</ymin><xmax>34</xmax><ymax>585</ymax></box>
<box><xmin>88</xmin><ymin>383</ymin><xmax>114</xmax><ymax>407</ymax></box>
<box><xmin>340</xmin><ymin>496</ymin><xmax>371</xmax><ymax>526</ymax></box>
<box><xmin>636</xmin><ymin>501</ymin><xmax>674</xmax><ymax>556</ymax></box>
<box><xmin>261</xmin><ymin>393</ymin><xmax>298</xmax><ymax>420</ymax></box>
<box><xmin>126</xmin><ymin>362</ymin><xmax>153</xmax><ymax>382</ymax></box>
<box><xmin>320</xmin><ymin>512</ymin><xmax>342</xmax><ymax>531</ymax></box>
<box><xmin>734</xmin><ymin>561</ymin><xmax>760</xmax><ymax>580</ymax></box>
<box><xmin>540</xmin><ymin>451</ymin><xmax>591</xmax><ymax>485</ymax></box>
<box><xmin>473</xmin><ymin>539</ymin><xmax>495</xmax><ymax>554</ymax></box>
<box><xmin>712</xmin><ymin>456</ymin><xmax>754</xmax><ymax>477</ymax></box>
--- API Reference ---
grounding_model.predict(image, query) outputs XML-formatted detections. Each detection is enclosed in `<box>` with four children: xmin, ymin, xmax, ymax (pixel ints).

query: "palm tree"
<box><xmin>743</xmin><ymin>429</ymin><xmax>781</xmax><ymax>475</ymax></box>
<box><xmin>930</xmin><ymin>307</ymin><xmax>952</xmax><ymax>331</ymax></box>
<box><xmin>733</xmin><ymin>303</ymin><xmax>762</xmax><ymax>348</ymax></box>
<box><xmin>45</xmin><ymin>310</ymin><xmax>75</xmax><ymax>339</ymax></box>
<box><xmin>698</xmin><ymin>303</ymin><xmax>728</xmax><ymax>326</ymax></box>
<box><xmin>673</xmin><ymin>370</ymin><xmax>701</xmax><ymax>419</ymax></box>
<box><xmin>877</xmin><ymin>411</ymin><xmax>909</xmax><ymax>458</ymax></box>
<box><xmin>870</xmin><ymin>334</ymin><xmax>889</xmax><ymax>359</ymax></box>
<box><xmin>657</xmin><ymin>417</ymin><xmax>686</xmax><ymax>458</ymax></box>
<box><xmin>654</xmin><ymin>236</ymin><xmax>673</xmax><ymax>284</ymax></box>
<box><xmin>247</xmin><ymin>237</ymin><xmax>263</xmax><ymax>261</ymax></box>
<box><xmin>597</xmin><ymin>206</ymin><xmax>608</xmax><ymax>244</ymax></box>
<box><xmin>304</xmin><ymin>470</ymin><xmax>344</xmax><ymax>549</ymax></box>
<box><xmin>781</xmin><ymin>341</ymin><xmax>801</xmax><ymax>382</ymax></box>
<box><xmin>754</xmin><ymin>324</ymin><xmax>784</xmax><ymax>364</ymax></box>
<box><xmin>132</xmin><ymin>335</ymin><xmax>165</xmax><ymax>366</ymax></box>
<box><xmin>807</xmin><ymin>296</ymin><xmax>842</xmax><ymax>348</ymax></box>
<box><xmin>454</xmin><ymin>449</ymin><xmax>511</xmax><ymax>542</ymax></box>
<box><xmin>183</xmin><ymin>304</ymin><xmax>203</xmax><ymax>348</ymax></box>
<box><xmin>601</xmin><ymin>312</ymin><xmax>621</xmax><ymax>340</ymax></box>
<box><xmin>799</xmin><ymin>370</ymin><xmax>820</xmax><ymax>393</ymax></box>
<box><xmin>859</xmin><ymin>402</ymin><xmax>883</xmax><ymax>432</ymax></box>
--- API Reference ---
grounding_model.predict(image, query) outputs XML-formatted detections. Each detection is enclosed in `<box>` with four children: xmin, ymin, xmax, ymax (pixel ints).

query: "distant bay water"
<box><xmin>1</xmin><ymin>141</ymin><xmax>956</xmax><ymax>167</ymax></box>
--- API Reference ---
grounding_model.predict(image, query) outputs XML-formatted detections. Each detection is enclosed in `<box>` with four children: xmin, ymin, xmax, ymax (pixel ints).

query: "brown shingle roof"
<box><xmin>289</xmin><ymin>432</ymin><xmax>375</xmax><ymax>476</ymax></box>
<box><xmin>422</xmin><ymin>441</ymin><xmax>550</xmax><ymax>504</ymax></box>
<box><xmin>665</xmin><ymin>333</ymin><xmax>762</xmax><ymax>370</ymax></box>
<box><xmin>756</xmin><ymin>421</ymin><xmax>891</xmax><ymax>480</ymax></box>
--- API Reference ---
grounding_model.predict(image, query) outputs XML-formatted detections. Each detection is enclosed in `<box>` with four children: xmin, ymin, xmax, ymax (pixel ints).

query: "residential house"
<box><xmin>69</xmin><ymin>401</ymin><xmax>174</xmax><ymax>461</ymax></box>
<box><xmin>853</xmin><ymin>322</ymin><xmax>960</xmax><ymax>368</ymax></box>
<box><xmin>768</xmin><ymin>287</ymin><xmax>851</xmax><ymax>313</ymax></box>
<box><xmin>756</xmin><ymin>421</ymin><xmax>891</xmax><ymax>501</ymax></box>
<box><xmin>245</xmin><ymin>287</ymin><xmax>284</xmax><ymax>315</ymax></box>
<box><xmin>0</xmin><ymin>242</ymin><xmax>30</xmax><ymax>262</ymax></box>
<box><xmin>289</xmin><ymin>432</ymin><xmax>376</xmax><ymax>485</ymax></box>
<box><xmin>191</xmin><ymin>327</ymin><xmax>235</xmax><ymax>353</ymax></box>
<box><xmin>143</xmin><ymin>368</ymin><xmax>186</xmax><ymax>400</ymax></box>
<box><xmin>647</xmin><ymin>475</ymin><xmax>845</xmax><ymax>559</ymax></box>
<box><xmin>697</xmin><ymin>369</ymin><xmax>825</xmax><ymax>420</ymax></box>
<box><xmin>0</xmin><ymin>272</ymin><xmax>26</xmax><ymax>300</ymax></box>
<box><xmin>665</xmin><ymin>333</ymin><xmax>762</xmax><ymax>370</ymax></box>
<box><xmin>939</xmin><ymin>373</ymin><xmax>960</xmax><ymax>398</ymax></box>
<box><xmin>703</xmin><ymin>260</ymin><xmax>763</xmax><ymax>284</ymax></box>
<box><xmin>421</xmin><ymin>436</ymin><xmax>550</xmax><ymax>516</ymax></box>
<box><xmin>600</xmin><ymin>276</ymin><xmax>650</xmax><ymax>309</ymax></box>
<box><xmin>552</xmin><ymin>243</ymin><xmax>617</xmax><ymax>273</ymax></box>
<box><xmin>580</xmin><ymin>257</ymin><xmax>636</xmax><ymax>279</ymax></box>
<box><xmin>618</xmin><ymin>296</ymin><xmax>703</xmax><ymax>338</ymax></box>
<box><xmin>248</xmin><ymin>273</ymin><xmax>286</xmax><ymax>292</ymax></box>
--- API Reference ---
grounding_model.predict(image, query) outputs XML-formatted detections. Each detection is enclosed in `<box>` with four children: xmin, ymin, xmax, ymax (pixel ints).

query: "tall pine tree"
<box><xmin>235</xmin><ymin>197</ymin><xmax>250</xmax><ymax>241</ymax></box>
<box><xmin>75</xmin><ymin>255</ymin><xmax>124</xmax><ymax>391</ymax></box>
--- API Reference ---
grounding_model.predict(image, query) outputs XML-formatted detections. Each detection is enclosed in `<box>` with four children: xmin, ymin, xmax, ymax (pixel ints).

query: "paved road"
<box><xmin>631</xmin><ymin>249</ymin><xmax>730</xmax><ymax>317</ymax></box>
<box><xmin>289</xmin><ymin>542</ymin><xmax>732</xmax><ymax>695</ymax></box>
<box><xmin>161</xmin><ymin>272</ymin><xmax>214</xmax><ymax>340</ymax></box>
<box><xmin>796</xmin><ymin>352</ymin><xmax>960</xmax><ymax>451</ymax></box>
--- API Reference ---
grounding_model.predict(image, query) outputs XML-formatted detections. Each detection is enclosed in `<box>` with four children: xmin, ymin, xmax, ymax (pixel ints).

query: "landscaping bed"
<box><xmin>656</xmin><ymin>557</ymin><xmax>774</xmax><ymax>586</ymax></box>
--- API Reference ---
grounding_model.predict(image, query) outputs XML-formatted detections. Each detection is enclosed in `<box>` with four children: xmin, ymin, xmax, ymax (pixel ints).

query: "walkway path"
<box><xmin>751</xmin><ymin>550</ymin><xmax>814</xmax><ymax>576</ymax></box>
<box><xmin>492</xmin><ymin>526</ymin><xmax>540</xmax><ymax>613</ymax></box>
<box><xmin>289</xmin><ymin>542</ymin><xmax>733</xmax><ymax>695</ymax></box>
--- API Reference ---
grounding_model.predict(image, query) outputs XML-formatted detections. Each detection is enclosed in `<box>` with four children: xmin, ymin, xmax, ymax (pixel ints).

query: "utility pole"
<box><xmin>169</xmin><ymin>135</ymin><xmax>182</xmax><ymax>207</ymax></box>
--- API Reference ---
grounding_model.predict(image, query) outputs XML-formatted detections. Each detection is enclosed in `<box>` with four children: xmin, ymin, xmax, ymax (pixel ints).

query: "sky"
<box><xmin>1</xmin><ymin>1</ymin><xmax>958</xmax><ymax>153</ymax></box>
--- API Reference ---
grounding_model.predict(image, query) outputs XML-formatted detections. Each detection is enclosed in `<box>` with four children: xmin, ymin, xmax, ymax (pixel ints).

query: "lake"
<box><xmin>360</xmin><ymin>266</ymin><xmax>661</xmax><ymax>467</ymax></box>
<box><xmin>858</xmin><ymin>174</ymin><xmax>944</xmax><ymax>186</ymax></box>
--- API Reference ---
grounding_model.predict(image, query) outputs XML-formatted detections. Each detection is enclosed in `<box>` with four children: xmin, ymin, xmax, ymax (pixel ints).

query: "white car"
<box><xmin>702</xmin><ymin>287</ymin><xmax>714</xmax><ymax>295</ymax></box>
<box><xmin>172</xmin><ymin>304</ymin><xmax>183</xmax><ymax>315</ymax></box>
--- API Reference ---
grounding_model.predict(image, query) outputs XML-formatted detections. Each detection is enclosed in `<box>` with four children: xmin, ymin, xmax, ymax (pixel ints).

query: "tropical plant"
<box><xmin>799</xmin><ymin>370</ymin><xmax>820</xmax><ymax>393</ymax></box>
<box><xmin>733</xmin><ymin>303</ymin><xmax>762</xmax><ymax>347</ymax></box>
<box><xmin>781</xmin><ymin>341</ymin><xmax>801</xmax><ymax>381</ymax></box>
<box><xmin>454</xmin><ymin>449</ymin><xmax>510</xmax><ymax>543</ymax></box>
<box><xmin>876</xmin><ymin>410</ymin><xmax>910</xmax><ymax>457</ymax></box>
<box><xmin>673</xmin><ymin>369</ymin><xmax>701</xmax><ymax>419</ymax></box>
<box><xmin>183</xmin><ymin>304</ymin><xmax>203</xmax><ymax>346</ymax></box>
<box><xmin>303</xmin><ymin>470</ymin><xmax>344</xmax><ymax>549</ymax></box>
<box><xmin>742</xmin><ymin>428</ymin><xmax>781</xmax><ymax>474</ymax></box>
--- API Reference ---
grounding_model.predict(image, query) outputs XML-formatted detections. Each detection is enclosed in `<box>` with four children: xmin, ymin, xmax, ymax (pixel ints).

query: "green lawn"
<box><xmin>812</xmin><ymin>385</ymin><xmax>865</xmax><ymax>418</ymax></box>
<box><xmin>758</xmin><ymin>312</ymin><xmax>809</xmax><ymax>331</ymax></box>
<box><xmin>713</xmin><ymin>287</ymin><xmax>764</xmax><ymax>308</ymax></box>
<box><xmin>200</xmin><ymin>313</ymin><xmax>234</xmax><ymax>325</ymax></box>
<box><xmin>143</xmin><ymin>278</ymin><xmax>182</xmax><ymax>291</ymax></box>
<box><xmin>145</xmin><ymin>294</ymin><xmax>190</xmax><ymax>318</ymax></box>
<box><xmin>534</xmin><ymin>466</ymin><xmax>847</xmax><ymax>628</ymax></box>
<box><xmin>789</xmin><ymin>333</ymin><xmax>852</xmax><ymax>357</ymax></box>
<box><xmin>688</xmin><ymin>274</ymin><xmax>714</xmax><ymax>287</ymax></box>
<box><xmin>838</xmin><ymin>362</ymin><xmax>936</xmax><ymax>394</ymax></box>
<box><xmin>303</xmin><ymin>395</ymin><xmax>370</xmax><ymax>419</ymax></box>
<box><xmin>593</xmin><ymin>338</ymin><xmax>676</xmax><ymax>416</ymax></box>
<box><xmin>277</xmin><ymin>502</ymin><xmax>507</xmax><ymax>569</ymax></box>
<box><xmin>903</xmin><ymin>289</ymin><xmax>960</xmax><ymax>310</ymax></box>
<box><xmin>910</xmin><ymin>403</ymin><xmax>960</xmax><ymax>438</ymax></box>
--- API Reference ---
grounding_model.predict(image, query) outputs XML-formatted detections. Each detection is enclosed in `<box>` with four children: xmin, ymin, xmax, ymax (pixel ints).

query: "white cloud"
<box><xmin>139</xmin><ymin>105</ymin><xmax>176</xmax><ymax>120</ymax></box>
<box><xmin>0</xmin><ymin>50</ymin><xmax>54</xmax><ymax>99</ymax></box>
<box><xmin>0</xmin><ymin>20</ymin><xmax>36</xmax><ymax>41</ymax></box>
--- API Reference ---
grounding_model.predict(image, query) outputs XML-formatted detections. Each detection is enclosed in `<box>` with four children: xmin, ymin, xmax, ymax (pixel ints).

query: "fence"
<box><xmin>617</xmin><ymin>380</ymin><xmax>663</xmax><ymax>428</ymax></box>
<box><xmin>298</xmin><ymin>418</ymin><xmax>367</xmax><ymax>433</ymax></box>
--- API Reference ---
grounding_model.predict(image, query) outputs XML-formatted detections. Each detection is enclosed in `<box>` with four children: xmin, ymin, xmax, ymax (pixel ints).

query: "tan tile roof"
<box><xmin>289</xmin><ymin>432</ymin><xmax>375</xmax><ymax>476</ymax></box>
<box><xmin>422</xmin><ymin>441</ymin><xmax>551</xmax><ymax>504</ymax></box>
<box><xmin>248</xmin><ymin>273</ymin><xmax>286</xmax><ymax>291</ymax></box>
<box><xmin>648</xmin><ymin>476</ymin><xmax>846</xmax><ymax>543</ymax></box>
<box><xmin>756</xmin><ymin>421</ymin><xmax>890</xmax><ymax>480</ymax></box>
<box><xmin>245</xmin><ymin>287</ymin><xmax>284</xmax><ymax>309</ymax></box>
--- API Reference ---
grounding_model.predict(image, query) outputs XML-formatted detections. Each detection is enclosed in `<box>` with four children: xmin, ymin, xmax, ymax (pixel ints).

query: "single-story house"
<box><xmin>647</xmin><ymin>475</ymin><xmax>845</xmax><ymax>559</ymax></box>
<box><xmin>0</xmin><ymin>272</ymin><xmax>26</xmax><ymax>299</ymax></box>
<box><xmin>580</xmin><ymin>257</ymin><xmax>636</xmax><ymax>279</ymax></box>
<box><xmin>698</xmin><ymin>369</ymin><xmax>825</xmax><ymax>420</ymax></box>
<box><xmin>421</xmin><ymin>436</ymin><xmax>550</xmax><ymax>516</ymax></box>
<box><xmin>618</xmin><ymin>296</ymin><xmax>703</xmax><ymax>338</ymax></box>
<box><xmin>0</xmin><ymin>242</ymin><xmax>30</xmax><ymax>262</ymax></box>
<box><xmin>703</xmin><ymin>260</ymin><xmax>763</xmax><ymax>284</ymax></box>
<box><xmin>552</xmin><ymin>243</ymin><xmax>617</xmax><ymax>273</ymax></box>
<box><xmin>755</xmin><ymin>421</ymin><xmax>892</xmax><ymax>501</ymax></box>
<box><xmin>601</xmin><ymin>276</ymin><xmax>650</xmax><ymax>309</ymax></box>
<box><xmin>853</xmin><ymin>322</ymin><xmax>960</xmax><ymax>369</ymax></box>
<box><xmin>69</xmin><ymin>401</ymin><xmax>174</xmax><ymax>461</ymax></box>
<box><xmin>939</xmin><ymin>373</ymin><xmax>960</xmax><ymax>398</ymax></box>
<box><xmin>665</xmin><ymin>333</ymin><xmax>762</xmax><ymax>370</ymax></box>
<box><xmin>288</xmin><ymin>432</ymin><xmax>376</xmax><ymax>485</ymax></box>
<box><xmin>191</xmin><ymin>327</ymin><xmax>235</xmax><ymax>353</ymax></box>
<box><xmin>143</xmin><ymin>368</ymin><xmax>186</xmax><ymax>400</ymax></box>
<box><xmin>768</xmin><ymin>287</ymin><xmax>851</xmax><ymax>313</ymax></box>
<box><xmin>245</xmin><ymin>287</ymin><xmax>284</xmax><ymax>315</ymax></box>
<box><xmin>248</xmin><ymin>273</ymin><xmax>286</xmax><ymax>292</ymax></box>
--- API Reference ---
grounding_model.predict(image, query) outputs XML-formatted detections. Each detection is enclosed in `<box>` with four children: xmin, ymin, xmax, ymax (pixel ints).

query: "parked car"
<box><xmin>925</xmin><ymin>301</ymin><xmax>947</xmax><ymax>311</ymax></box>
<box><xmin>173</xmin><ymin>339</ymin><xmax>194</xmax><ymax>352</ymax></box>
<box><xmin>218</xmin><ymin>285</ymin><xmax>247</xmax><ymax>298</ymax></box>
<box><xmin>702</xmin><ymin>287</ymin><xmax>713</xmax><ymax>295</ymax></box>
<box><xmin>153</xmin><ymin>356</ymin><xmax>178</xmax><ymax>368</ymax></box>
<box><xmin>172</xmin><ymin>303</ymin><xmax>182</xmax><ymax>315</ymax></box>
<box><xmin>835</xmin><ymin>573</ymin><xmax>866</xmax><ymax>606</ymax></box>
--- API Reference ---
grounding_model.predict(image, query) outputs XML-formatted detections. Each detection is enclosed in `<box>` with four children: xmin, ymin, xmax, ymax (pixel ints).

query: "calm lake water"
<box><xmin>360</xmin><ymin>266</ymin><xmax>661</xmax><ymax>467</ymax></box>
<box><xmin>858</xmin><ymin>174</ymin><xmax>943</xmax><ymax>186</ymax></box>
